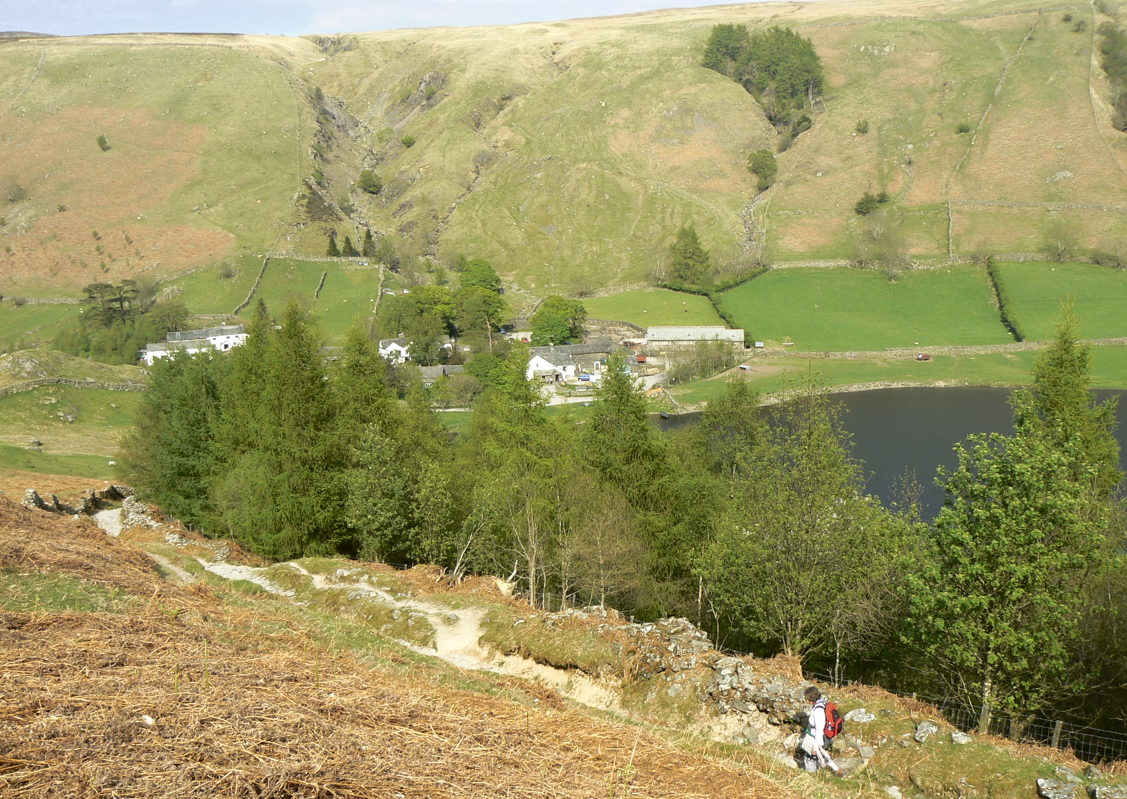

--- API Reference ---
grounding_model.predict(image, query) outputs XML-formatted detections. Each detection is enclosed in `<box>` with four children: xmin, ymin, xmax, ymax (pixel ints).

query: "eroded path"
<box><xmin>285</xmin><ymin>562</ymin><xmax>623</xmax><ymax>713</ymax></box>
<box><xmin>88</xmin><ymin>514</ymin><xmax>625</xmax><ymax>717</ymax></box>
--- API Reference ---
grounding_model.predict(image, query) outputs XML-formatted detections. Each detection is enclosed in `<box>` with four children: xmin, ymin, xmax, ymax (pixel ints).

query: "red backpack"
<box><xmin>821</xmin><ymin>700</ymin><xmax>844</xmax><ymax>739</ymax></box>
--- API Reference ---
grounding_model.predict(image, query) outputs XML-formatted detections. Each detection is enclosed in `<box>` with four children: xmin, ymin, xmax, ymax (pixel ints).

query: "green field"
<box><xmin>582</xmin><ymin>289</ymin><xmax>723</xmax><ymax>328</ymax></box>
<box><xmin>0</xmin><ymin>444</ymin><xmax>117</xmax><ymax>480</ymax></box>
<box><xmin>164</xmin><ymin>255</ymin><xmax>263</xmax><ymax>317</ymax></box>
<box><xmin>311</xmin><ymin>265</ymin><xmax>383</xmax><ymax>341</ymax></box>
<box><xmin>995</xmin><ymin>261</ymin><xmax>1127</xmax><ymax>341</ymax></box>
<box><xmin>668</xmin><ymin>344</ymin><xmax>1127</xmax><ymax>406</ymax></box>
<box><xmin>0</xmin><ymin>302</ymin><xmax>79</xmax><ymax>350</ymax></box>
<box><xmin>720</xmin><ymin>266</ymin><xmax>1013</xmax><ymax>351</ymax></box>
<box><xmin>0</xmin><ymin>385</ymin><xmax>142</xmax><ymax>459</ymax></box>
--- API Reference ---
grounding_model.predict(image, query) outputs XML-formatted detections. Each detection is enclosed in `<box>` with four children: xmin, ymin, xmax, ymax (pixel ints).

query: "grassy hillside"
<box><xmin>3</xmin><ymin>0</ymin><xmax>1126</xmax><ymax>302</ymax></box>
<box><xmin>0</xmin><ymin>35</ymin><xmax>312</xmax><ymax>291</ymax></box>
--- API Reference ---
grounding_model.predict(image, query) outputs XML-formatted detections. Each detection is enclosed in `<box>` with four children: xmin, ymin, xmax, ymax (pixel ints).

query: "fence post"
<box><xmin>1051</xmin><ymin>719</ymin><xmax>1064</xmax><ymax>750</ymax></box>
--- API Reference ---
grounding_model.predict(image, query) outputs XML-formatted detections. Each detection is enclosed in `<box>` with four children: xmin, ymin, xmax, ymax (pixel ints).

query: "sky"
<box><xmin>1</xmin><ymin>1</ymin><xmax>757</xmax><ymax>38</ymax></box>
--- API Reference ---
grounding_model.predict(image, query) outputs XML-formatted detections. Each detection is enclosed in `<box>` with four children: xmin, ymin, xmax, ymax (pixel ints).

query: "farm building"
<box><xmin>644</xmin><ymin>326</ymin><xmax>744</xmax><ymax>353</ymax></box>
<box><xmin>420</xmin><ymin>364</ymin><xmax>465</xmax><ymax>387</ymax></box>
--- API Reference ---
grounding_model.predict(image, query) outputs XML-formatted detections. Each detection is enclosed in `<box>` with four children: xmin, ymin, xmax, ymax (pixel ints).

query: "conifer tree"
<box><xmin>1025</xmin><ymin>307</ymin><xmax>1122</xmax><ymax>499</ymax></box>
<box><xmin>669</xmin><ymin>225</ymin><xmax>711</xmax><ymax>285</ymax></box>
<box><xmin>212</xmin><ymin>301</ymin><xmax>346</xmax><ymax>559</ymax></box>
<box><xmin>119</xmin><ymin>350</ymin><xmax>225</xmax><ymax>529</ymax></box>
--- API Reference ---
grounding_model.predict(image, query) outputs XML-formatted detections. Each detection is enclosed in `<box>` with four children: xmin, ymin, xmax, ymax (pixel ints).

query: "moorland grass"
<box><xmin>0</xmin><ymin>571</ymin><xmax>138</xmax><ymax>613</ymax></box>
<box><xmin>995</xmin><ymin>261</ymin><xmax>1127</xmax><ymax>341</ymax></box>
<box><xmin>719</xmin><ymin>265</ymin><xmax>1012</xmax><ymax>351</ymax></box>
<box><xmin>3</xmin><ymin>5</ymin><xmax>1126</xmax><ymax>296</ymax></box>
<box><xmin>582</xmin><ymin>289</ymin><xmax>723</xmax><ymax>328</ymax></box>
<box><xmin>0</xmin><ymin>349</ymin><xmax>143</xmax><ymax>389</ymax></box>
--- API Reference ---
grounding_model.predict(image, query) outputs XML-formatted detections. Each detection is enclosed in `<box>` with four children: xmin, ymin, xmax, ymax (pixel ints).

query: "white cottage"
<box><xmin>140</xmin><ymin>325</ymin><xmax>248</xmax><ymax>366</ymax></box>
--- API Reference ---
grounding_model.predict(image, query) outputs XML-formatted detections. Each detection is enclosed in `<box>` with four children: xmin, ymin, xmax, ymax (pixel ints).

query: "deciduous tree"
<box><xmin>697</xmin><ymin>379</ymin><xmax>912</xmax><ymax>665</ymax></box>
<box><xmin>530</xmin><ymin>295</ymin><xmax>586</xmax><ymax>345</ymax></box>
<box><xmin>908</xmin><ymin>392</ymin><xmax>1104</xmax><ymax>733</ymax></box>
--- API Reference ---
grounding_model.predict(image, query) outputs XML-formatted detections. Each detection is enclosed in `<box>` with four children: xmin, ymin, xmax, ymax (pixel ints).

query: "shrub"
<box><xmin>4</xmin><ymin>181</ymin><xmax>27</xmax><ymax>203</ymax></box>
<box><xmin>357</xmin><ymin>169</ymin><xmax>383</xmax><ymax>195</ymax></box>
<box><xmin>956</xmin><ymin>122</ymin><xmax>972</xmax><ymax>134</ymax></box>
<box><xmin>747</xmin><ymin>149</ymin><xmax>778</xmax><ymax>192</ymax></box>
<box><xmin>400</xmin><ymin>135</ymin><xmax>416</xmax><ymax>148</ymax></box>
<box><xmin>854</xmin><ymin>191</ymin><xmax>890</xmax><ymax>216</ymax></box>
<box><xmin>96</xmin><ymin>134</ymin><xmax>110</xmax><ymax>152</ymax></box>
<box><xmin>855</xmin><ymin>119</ymin><xmax>870</xmax><ymax>134</ymax></box>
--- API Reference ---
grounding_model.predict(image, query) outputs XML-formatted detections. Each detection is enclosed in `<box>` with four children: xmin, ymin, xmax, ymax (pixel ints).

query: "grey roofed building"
<box><xmin>528</xmin><ymin>337</ymin><xmax>614</xmax><ymax>365</ymax></box>
<box><xmin>420</xmin><ymin>364</ymin><xmax>465</xmax><ymax>387</ymax></box>
<box><xmin>644</xmin><ymin>326</ymin><xmax>744</xmax><ymax>348</ymax></box>
<box><xmin>165</xmin><ymin>325</ymin><xmax>245</xmax><ymax>343</ymax></box>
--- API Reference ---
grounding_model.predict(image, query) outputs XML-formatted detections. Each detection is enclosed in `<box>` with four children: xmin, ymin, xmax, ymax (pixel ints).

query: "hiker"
<box><xmin>800</xmin><ymin>686</ymin><xmax>845</xmax><ymax>777</ymax></box>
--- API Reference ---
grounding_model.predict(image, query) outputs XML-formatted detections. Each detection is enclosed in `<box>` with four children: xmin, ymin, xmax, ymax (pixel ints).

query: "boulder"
<box><xmin>914</xmin><ymin>720</ymin><xmax>940</xmax><ymax>743</ymax></box>
<box><xmin>1038</xmin><ymin>779</ymin><xmax>1079</xmax><ymax>799</ymax></box>
<box><xmin>1088</xmin><ymin>785</ymin><xmax>1127</xmax><ymax>799</ymax></box>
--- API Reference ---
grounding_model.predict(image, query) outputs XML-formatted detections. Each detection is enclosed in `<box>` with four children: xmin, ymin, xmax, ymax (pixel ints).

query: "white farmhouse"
<box><xmin>525</xmin><ymin>338</ymin><xmax>614</xmax><ymax>383</ymax></box>
<box><xmin>378</xmin><ymin>336</ymin><xmax>411</xmax><ymax>364</ymax></box>
<box><xmin>140</xmin><ymin>325</ymin><xmax>247</xmax><ymax>366</ymax></box>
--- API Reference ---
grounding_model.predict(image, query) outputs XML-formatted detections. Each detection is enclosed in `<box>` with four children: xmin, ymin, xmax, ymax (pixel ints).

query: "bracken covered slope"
<box><xmin>0</xmin><ymin>497</ymin><xmax>799</xmax><ymax>798</ymax></box>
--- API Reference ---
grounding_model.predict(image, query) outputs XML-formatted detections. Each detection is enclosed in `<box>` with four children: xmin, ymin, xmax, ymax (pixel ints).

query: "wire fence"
<box><xmin>927</xmin><ymin>697</ymin><xmax>1127</xmax><ymax>765</ymax></box>
<box><xmin>807</xmin><ymin>669</ymin><xmax>1126</xmax><ymax>765</ymax></box>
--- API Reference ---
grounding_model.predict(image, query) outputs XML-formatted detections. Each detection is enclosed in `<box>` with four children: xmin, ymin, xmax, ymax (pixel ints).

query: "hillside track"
<box><xmin>0</xmin><ymin>498</ymin><xmax>803</xmax><ymax>799</ymax></box>
<box><xmin>0</xmin><ymin>49</ymin><xmax>44</xmax><ymax>118</ymax></box>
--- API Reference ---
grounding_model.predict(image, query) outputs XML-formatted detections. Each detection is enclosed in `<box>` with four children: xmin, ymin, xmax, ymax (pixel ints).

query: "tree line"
<box><xmin>702</xmin><ymin>24</ymin><xmax>824</xmax><ymax>149</ymax></box>
<box><xmin>54</xmin><ymin>280</ymin><xmax>190</xmax><ymax>364</ymax></box>
<box><xmin>120</xmin><ymin>305</ymin><xmax>1125</xmax><ymax>739</ymax></box>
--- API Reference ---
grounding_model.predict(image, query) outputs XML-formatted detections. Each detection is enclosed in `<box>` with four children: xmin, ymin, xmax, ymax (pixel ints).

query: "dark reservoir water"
<box><xmin>837</xmin><ymin>387</ymin><xmax>1127</xmax><ymax>519</ymax></box>
<box><xmin>661</xmin><ymin>387</ymin><xmax>1127</xmax><ymax>521</ymax></box>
